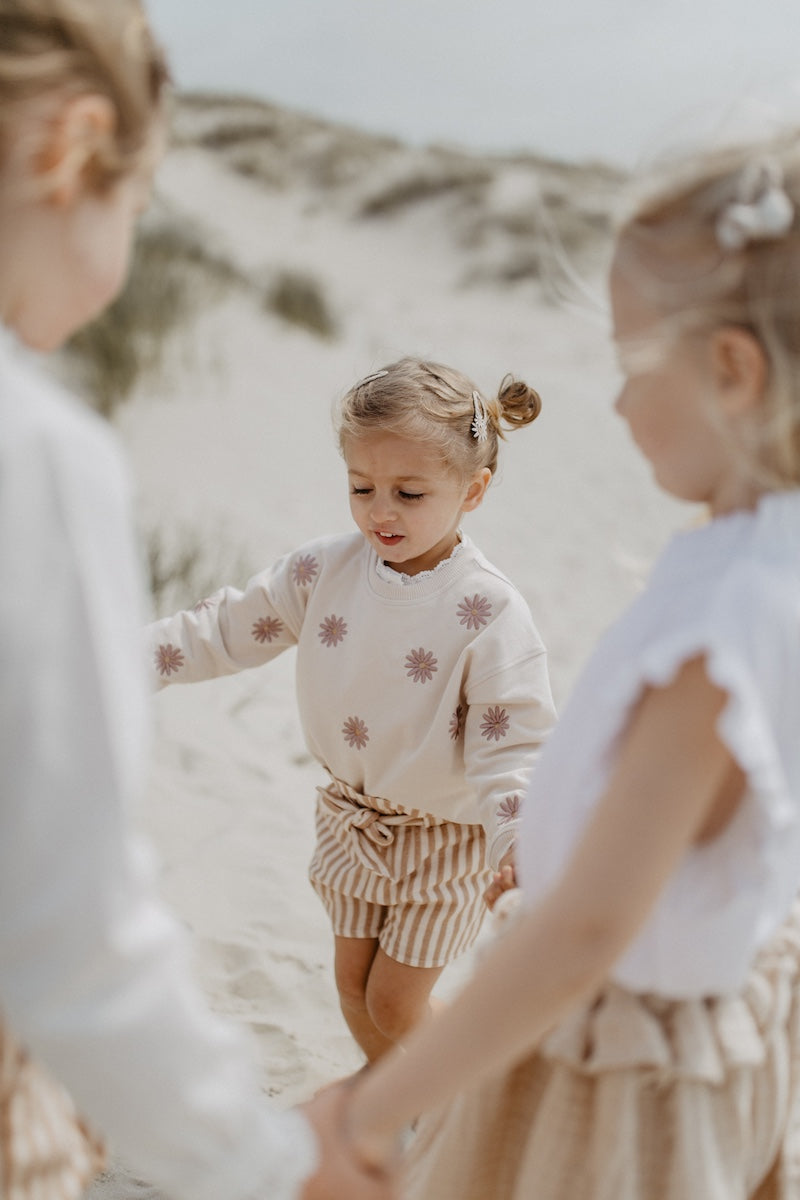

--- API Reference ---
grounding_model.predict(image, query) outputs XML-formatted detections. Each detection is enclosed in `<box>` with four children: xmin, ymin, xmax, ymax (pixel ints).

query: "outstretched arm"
<box><xmin>346</xmin><ymin>655</ymin><xmax>744</xmax><ymax>1166</ymax></box>
<box><xmin>299</xmin><ymin>1088</ymin><xmax>396</xmax><ymax>1199</ymax></box>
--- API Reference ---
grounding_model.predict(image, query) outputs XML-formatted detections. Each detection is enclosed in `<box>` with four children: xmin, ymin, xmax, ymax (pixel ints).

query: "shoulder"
<box><xmin>0</xmin><ymin>347</ymin><xmax>129</xmax><ymax>524</ymax></box>
<box><xmin>269</xmin><ymin>532</ymin><xmax>366</xmax><ymax>596</ymax></box>
<box><xmin>459</xmin><ymin>538</ymin><xmax>542</xmax><ymax>626</ymax></box>
<box><xmin>703</xmin><ymin>499</ymin><xmax>800</xmax><ymax>655</ymax></box>
<box><xmin>287</xmin><ymin>530</ymin><xmax>365</xmax><ymax>571</ymax></box>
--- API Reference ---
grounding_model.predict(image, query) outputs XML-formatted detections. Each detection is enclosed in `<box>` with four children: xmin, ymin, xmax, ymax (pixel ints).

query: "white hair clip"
<box><xmin>357</xmin><ymin>369</ymin><xmax>388</xmax><ymax>387</ymax></box>
<box><xmin>715</xmin><ymin>159</ymin><xmax>794</xmax><ymax>252</ymax></box>
<box><xmin>471</xmin><ymin>391</ymin><xmax>489</xmax><ymax>442</ymax></box>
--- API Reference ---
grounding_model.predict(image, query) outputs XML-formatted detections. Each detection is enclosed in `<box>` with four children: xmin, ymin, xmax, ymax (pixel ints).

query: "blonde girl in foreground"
<box><xmin>340</xmin><ymin>134</ymin><xmax>800</xmax><ymax>1198</ymax></box>
<box><xmin>147</xmin><ymin>358</ymin><xmax>555</xmax><ymax>1065</ymax></box>
<box><xmin>0</xmin><ymin>2</ymin><xmax>389</xmax><ymax>1197</ymax></box>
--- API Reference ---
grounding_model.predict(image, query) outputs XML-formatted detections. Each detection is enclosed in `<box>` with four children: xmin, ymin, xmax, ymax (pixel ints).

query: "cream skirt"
<box><xmin>404</xmin><ymin>901</ymin><xmax>800</xmax><ymax>1200</ymax></box>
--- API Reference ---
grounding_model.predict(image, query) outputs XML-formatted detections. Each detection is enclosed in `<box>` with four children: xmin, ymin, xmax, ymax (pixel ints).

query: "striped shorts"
<box><xmin>0</xmin><ymin>1018</ymin><xmax>105</xmax><ymax>1200</ymax></box>
<box><xmin>308</xmin><ymin>777</ymin><xmax>491</xmax><ymax>968</ymax></box>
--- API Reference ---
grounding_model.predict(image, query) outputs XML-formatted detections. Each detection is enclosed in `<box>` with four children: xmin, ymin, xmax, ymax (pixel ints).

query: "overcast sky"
<box><xmin>146</xmin><ymin>1</ymin><xmax>800</xmax><ymax>169</ymax></box>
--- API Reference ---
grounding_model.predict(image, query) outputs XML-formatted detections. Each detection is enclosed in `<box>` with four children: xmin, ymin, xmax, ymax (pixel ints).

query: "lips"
<box><xmin>375</xmin><ymin>531</ymin><xmax>403</xmax><ymax>546</ymax></box>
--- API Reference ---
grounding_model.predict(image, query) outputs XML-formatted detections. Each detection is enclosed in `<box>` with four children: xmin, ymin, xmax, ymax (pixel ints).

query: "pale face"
<box><xmin>344</xmin><ymin>431</ymin><xmax>489</xmax><ymax>576</ymax></box>
<box><xmin>610</xmin><ymin>263</ymin><xmax>756</xmax><ymax>515</ymax></box>
<box><xmin>0</xmin><ymin>103</ymin><xmax>163</xmax><ymax>352</ymax></box>
<box><xmin>11</xmin><ymin>166</ymin><xmax>154</xmax><ymax>351</ymax></box>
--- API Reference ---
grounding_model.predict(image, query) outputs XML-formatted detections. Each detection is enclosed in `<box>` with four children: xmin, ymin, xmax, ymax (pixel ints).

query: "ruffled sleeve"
<box><xmin>629</xmin><ymin>557</ymin><xmax>798</xmax><ymax>834</ymax></box>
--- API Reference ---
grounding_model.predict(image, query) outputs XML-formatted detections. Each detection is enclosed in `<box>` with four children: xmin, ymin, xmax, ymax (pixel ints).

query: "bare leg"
<box><xmin>334</xmin><ymin>939</ymin><xmax>447</xmax><ymax>1062</ymax></box>
<box><xmin>334</xmin><ymin>936</ymin><xmax>394</xmax><ymax>1063</ymax></box>
<box><xmin>365</xmin><ymin>948</ymin><xmax>445</xmax><ymax>1048</ymax></box>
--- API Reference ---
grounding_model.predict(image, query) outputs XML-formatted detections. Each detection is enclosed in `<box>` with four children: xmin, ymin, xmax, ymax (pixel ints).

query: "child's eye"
<box><xmin>351</xmin><ymin>487</ymin><xmax>372</xmax><ymax>496</ymax></box>
<box><xmin>399</xmin><ymin>491</ymin><xmax>424</xmax><ymax>501</ymax></box>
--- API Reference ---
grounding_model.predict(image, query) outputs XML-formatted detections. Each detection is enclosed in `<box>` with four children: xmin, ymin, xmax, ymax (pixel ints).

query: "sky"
<box><xmin>145</xmin><ymin>1</ymin><xmax>800</xmax><ymax>169</ymax></box>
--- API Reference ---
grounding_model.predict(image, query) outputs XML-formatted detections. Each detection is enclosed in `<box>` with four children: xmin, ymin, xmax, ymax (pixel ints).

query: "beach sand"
<box><xmin>84</xmin><ymin>95</ymin><xmax>689</xmax><ymax>1196</ymax></box>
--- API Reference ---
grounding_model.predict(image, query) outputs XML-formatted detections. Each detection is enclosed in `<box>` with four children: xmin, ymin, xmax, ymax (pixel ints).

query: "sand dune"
<box><xmin>83</xmin><ymin>94</ymin><xmax>689</xmax><ymax>1196</ymax></box>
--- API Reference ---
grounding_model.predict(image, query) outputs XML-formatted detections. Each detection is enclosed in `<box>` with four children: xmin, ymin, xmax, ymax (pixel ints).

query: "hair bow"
<box><xmin>715</xmin><ymin>159</ymin><xmax>794</xmax><ymax>251</ymax></box>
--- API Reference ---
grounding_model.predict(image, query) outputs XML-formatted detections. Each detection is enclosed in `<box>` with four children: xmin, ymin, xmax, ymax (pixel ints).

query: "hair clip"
<box><xmin>715</xmin><ymin>159</ymin><xmax>794</xmax><ymax>252</ymax></box>
<box><xmin>471</xmin><ymin>391</ymin><xmax>489</xmax><ymax>442</ymax></box>
<box><xmin>357</xmin><ymin>369</ymin><xmax>389</xmax><ymax>387</ymax></box>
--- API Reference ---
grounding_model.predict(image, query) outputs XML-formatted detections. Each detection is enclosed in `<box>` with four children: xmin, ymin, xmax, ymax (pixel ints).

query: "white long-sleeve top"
<box><xmin>0</xmin><ymin>326</ymin><xmax>317</xmax><ymax>1200</ymax></box>
<box><xmin>148</xmin><ymin>531</ymin><xmax>556</xmax><ymax>869</ymax></box>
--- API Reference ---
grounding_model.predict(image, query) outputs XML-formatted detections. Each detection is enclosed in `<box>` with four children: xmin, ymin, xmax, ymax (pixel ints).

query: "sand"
<box><xmin>84</xmin><ymin>95</ymin><xmax>689</xmax><ymax>1196</ymax></box>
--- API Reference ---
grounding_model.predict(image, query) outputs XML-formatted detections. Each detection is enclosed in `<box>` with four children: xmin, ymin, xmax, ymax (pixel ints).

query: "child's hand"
<box><xmin>299</xmin><ymin>1084</ymin><xmax>397</xmax><ymax>1199</ymax></box>
<box><xmin>484</xmin><ymin>848</ymin><xmax>516</xmax><ymax>910</ymax></box>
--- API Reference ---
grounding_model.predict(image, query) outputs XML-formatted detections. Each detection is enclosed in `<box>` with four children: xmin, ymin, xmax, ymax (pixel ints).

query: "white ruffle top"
<box><xmin>518</xmin><ymin>491</ymin><xmax>800</xmax><ymax>997</ymax></box>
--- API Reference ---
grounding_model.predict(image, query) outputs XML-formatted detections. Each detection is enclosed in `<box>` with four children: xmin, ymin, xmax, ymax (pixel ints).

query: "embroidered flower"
<box><xmin>319</xmin><ymin>614</ymin><xmax>348</xmax><ymax>647</ymax></box>
<box><xmin>457</xmin><ymin>593</ymin><xmax>492</xmax><ymax>630</ymax></box>
<box><xmin>480</xmin><ymin>705</ymin><xmax>510</xmax><ymax>742</ymax></box>
<box><xmin>497</xmin><ymin>794</ymin><xmax>521</xmax><ymax>824</ymax></box>
<box><xmin>405</xmin><ymin>647</ymin><xmax>438</xmax><ymax>683</ymax></box>
<box><xmin>342</xmin><ymin>716</ymin><xmax>369</xmax><ymax>749</ymax></box>
<box><xmin>252</xmin><ymin>615</ymin><xmax>284</xmax><ymax>644</ymax></box>
<box><xmin>449</xmin><ymin>705</ymin><xmax>464</xmax><ymax>741</ymax></box>
<box><xmin>292</xmin><ymin>554</ymin><xmax>319</xmax><ymax>587</ymax></box>
<box><xmin>155</xmin><ymin>643</ymin><xmax>185</xmax><ymax>677</ymax></box>
<box><xmin>192</xmin><ymin>597</ymin><xmax>216</xmax><ymax>613</ymax></box>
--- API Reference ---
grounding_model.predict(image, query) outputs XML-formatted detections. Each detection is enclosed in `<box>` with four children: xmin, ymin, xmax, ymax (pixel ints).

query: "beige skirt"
<box><xmin>0</xmin><ymin>1019</ymin><xmax>104</xmax><ymax>1200</ymax></box>
<box><xmin>404</xmin><ymin>901</ymin><xmax>800</xmax><ymax>1200</ymax></box>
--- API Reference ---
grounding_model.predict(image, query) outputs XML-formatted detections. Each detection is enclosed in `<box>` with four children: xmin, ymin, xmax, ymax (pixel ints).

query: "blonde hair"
<box><xmin>0</xmin><ymin>0</ymin><xmax>169</xmax><ymax>188</ymax></box>
<box><xmin>615</xmin><ymin>134</ymin><xmax>800</xmax><ymax>484</ymax></box>
<box><xmin>335</xmin><ymin>357</ymin><xmax>542</xmax><ymax>481</ymax></box>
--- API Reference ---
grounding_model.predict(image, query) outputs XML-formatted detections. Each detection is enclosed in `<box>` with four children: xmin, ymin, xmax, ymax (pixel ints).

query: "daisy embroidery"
<box><xmin>292</xmin><ymin>554</ymin><xmax>319</xmax><ymax>587</ymax></box>
<box><xmin>342</xmin><ymin>716</ymin><xmax>369</xmax><ymax>750</ymax></box>
<box><xmin>497</xmin><ymin>794</ymin><xmax>521</xmax><ymax>825</ymax></box>
<box><xmin>192</xmin><ymin>597</ymin><xmax>215</xmax><ymax>613</ymax></box>
<box><xmin>405</xmin><ymin>647</ymin><xmax>438</xmax><ymax>684</ymax></box>
<box><xmin>252</xmin><ymin>615</ymin><xmax>284</xmax><ymax>644</ymax></box>
<box><xmin>449</xmin><ymin>705</ymin><xmax>464</xmax><ymax>741</ymax></box>
<box><xmin>319</xmin><ymin>614</ymin><xmax>348</xmax><ymax>647</ymax></box>
<box><xmin>480</xmin><ymin>705</ymin><xmax>510</xmax><ymax>742</ymax></box>
<box><xmin>155</xmin><ymin>643</ymin><xmax>185</xmax><ymax>677</ymax></box>
<box><xmin>457</xmin><ymin>593</ymin><xmax>492</xmax><ymax>630</ymax></box>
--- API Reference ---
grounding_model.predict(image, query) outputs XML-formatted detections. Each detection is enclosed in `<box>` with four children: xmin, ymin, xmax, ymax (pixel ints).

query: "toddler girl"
<box><xmin>340</xmin><ymin>135</ymin><xmax>800</xmax><ymax>1199</ymax></box>
<box><xmin>147</xmin><ymin>357</ymin><xmax>556</xmax><ymax>1063</ymax></box>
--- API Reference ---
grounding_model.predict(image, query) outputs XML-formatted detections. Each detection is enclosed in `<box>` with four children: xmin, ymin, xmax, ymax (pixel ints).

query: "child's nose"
<box><xmin>369</xmin><ymin>492</ymin><xmax>396</xmax><ymax>522</ymax></box>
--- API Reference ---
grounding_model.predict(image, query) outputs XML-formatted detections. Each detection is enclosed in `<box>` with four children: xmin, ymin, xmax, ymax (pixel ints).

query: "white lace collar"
<box><xmin>374</xmin><ymin>536</ymin><xmax>465</xmax><ymax>586</ymax></box>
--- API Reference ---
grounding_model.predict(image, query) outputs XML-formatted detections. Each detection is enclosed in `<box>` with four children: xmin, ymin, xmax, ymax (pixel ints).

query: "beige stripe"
<box><xmin>310</xmin><ymin>782</ymin><xmax>490</xmax><ymax>966</ymax></box>
<box><xmin>0</xmin><ymin>1020</ymin><xmax>103</xmax><ymax>1200</ymax></box>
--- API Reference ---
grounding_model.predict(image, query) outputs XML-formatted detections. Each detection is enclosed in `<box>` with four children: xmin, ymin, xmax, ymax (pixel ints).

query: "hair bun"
<box><xmin>496</xmin><ymin>374</ymin><xmax>542</xmax><ymax>429</ymax></box>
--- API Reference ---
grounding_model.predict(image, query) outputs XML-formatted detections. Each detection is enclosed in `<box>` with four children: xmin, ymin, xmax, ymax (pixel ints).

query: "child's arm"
<box><xmin>484</xmin><ymin>855</ymin><xmax>516</xmax><ymax>910</ymax></box>
<box><xmin>346</xmin><ymin>654</ymin><xmax>744</xmax><ymax>1165</ymax></box>
<box><xmin>463</xmin><ymin>647</ymin><xmax>556</xmax><ymax>874</ymax></box>
<box><xmin>145</xmin><ymin>555</ymin><xmax>306</xmax><ymax>688</ymax></box>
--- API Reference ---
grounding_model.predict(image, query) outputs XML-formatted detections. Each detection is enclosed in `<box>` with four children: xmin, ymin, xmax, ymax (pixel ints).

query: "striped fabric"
<box><xmin>0</xmin><ymin>1019</ymin><xmax>104</xmax><ymax>1200</ymax></box>
<box><xmin>405</xmin><ymin>902</ymin><xmax>800</xmax><ymax>1200</ymax></box>
<box><xmin>310</xmin><ymin>777</ymin><xmax>490</xmax><ymax>967</ymax></box>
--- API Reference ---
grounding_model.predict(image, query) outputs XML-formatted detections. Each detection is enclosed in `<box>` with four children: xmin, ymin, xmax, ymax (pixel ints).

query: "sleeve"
<box><xmin>0</xmin><ymin>411</ymin><xmax>318</xmax><ymax>1200</ymax></box>
<box><xmin>463</xmin><ymin>628</ymin><xmax>557</xmax><ymax>871</ymax></box>
<box><xmin>628</xmin><ymin>567</ymin><xmax>799</xmax><ymax>835</ymax></box>
<box><xmin>145</xmin><ymin>549</ymin><xmax>310</xmax><ymax>689</ymax></box>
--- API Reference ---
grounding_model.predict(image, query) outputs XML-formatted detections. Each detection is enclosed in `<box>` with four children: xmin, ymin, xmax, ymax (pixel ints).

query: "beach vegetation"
<box><xmin>143</xmin><ymin>519</ymin><xmax>252</xmax><ymax>616</ymax></box>
<box><xmin>263</xmin><ymin>269</ymin><xmax>338</xmax><ymax>339</ymax></box>
<box><xmin>66</xmin><ymin>219</ymin><xmax>247</xmax><ymax>416</ymax></box>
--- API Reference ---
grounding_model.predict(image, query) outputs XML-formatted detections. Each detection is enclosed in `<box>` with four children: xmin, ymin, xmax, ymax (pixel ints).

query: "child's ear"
<box><xmin>462</xmin><ymin>468</ymin><xmax>492</xmax><ymax>512</ymax></box>
<box><xmin>38</xmin><ymin>93</ymin><xmax>116</xmax><ymax>206</ymax></box>
<box><xmin>710</xmin><ymin>325</ymin><xmax>768</xmax><ymax>414</ymax></box>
